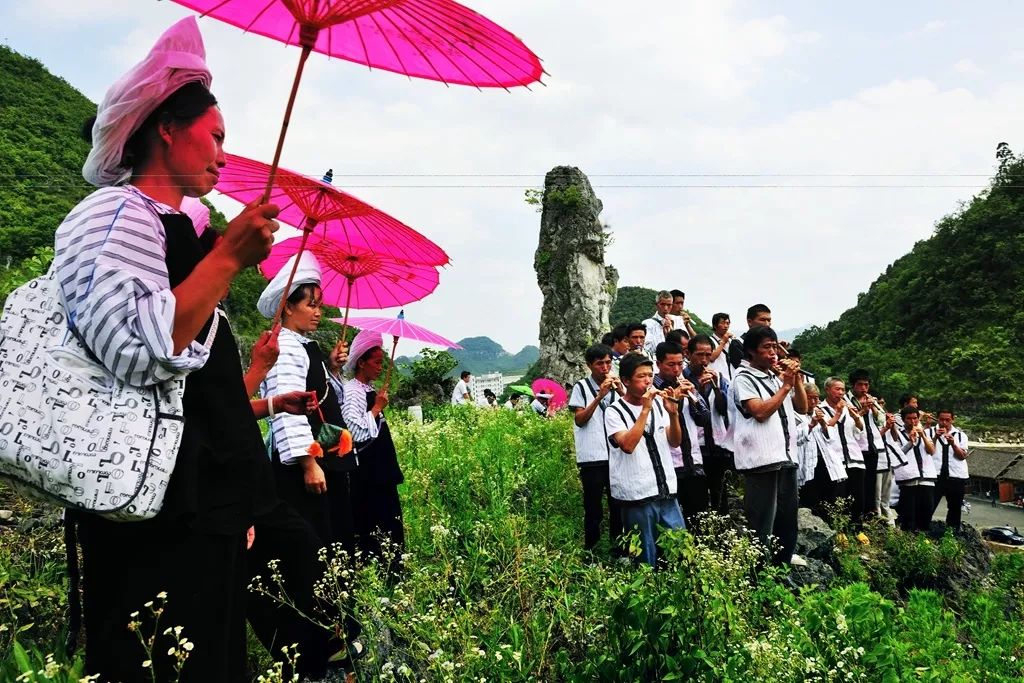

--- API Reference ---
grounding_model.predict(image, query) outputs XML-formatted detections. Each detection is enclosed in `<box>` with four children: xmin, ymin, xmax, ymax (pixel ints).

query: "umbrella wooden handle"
<box><xmin>262</xmin><ymin>44</ymin><xmax>313</xmax><ymax>203</ymax></box>
<box><xmin>271</xmin><ymin>229</ymin><xmax>313</xmax><ymax>327</ymax></box>
<box><xmin>382</xmin><ymin>335</ymin><xmax>400</xmax><ymax>392</ymax></box>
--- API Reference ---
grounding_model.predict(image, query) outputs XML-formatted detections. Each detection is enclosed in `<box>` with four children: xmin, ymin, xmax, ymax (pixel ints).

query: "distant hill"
<box><xmin>795</xmin><ymin>144</ymin><xmax>1024</xmax><ymax>415</ymax></box>
<box><xmin>0</xmin><ymin>45</ymin><xmax>95</xmax><ymax>262</ymax></box>
<box><xmin>610</xmin><ymin>286</ymin><xmax>711</xmax><ymax>333</ymax></box>
<box><xmin>397</xmin><ymin>336</ymin><xmax>539</xmax><ymax>375</ymax></box>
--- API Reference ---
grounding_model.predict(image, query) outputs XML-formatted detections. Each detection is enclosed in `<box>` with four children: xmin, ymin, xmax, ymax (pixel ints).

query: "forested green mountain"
<box><xmin>795</xmin><ymin>144</ymin><xmax>1024</xmax><ymax>415</ymax></box>
<box><xmin>396</xmin><ymin>336</ymin><xmax>539</xmax><ymax>375</ymax></box>
<box><xmin>0</xmin><ymin>46</ymin><xmax>95</xmax><ymax>263</ymax></box>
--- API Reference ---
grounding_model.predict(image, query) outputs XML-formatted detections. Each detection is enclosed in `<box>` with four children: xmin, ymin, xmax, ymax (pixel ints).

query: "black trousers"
<box><xmin>578</xmin><ymin>463</ymin><xmax>623</xmax><ymax>551</ymax></box>
<box><xmin>800</xmin><ymin>456</ymin><xmax>846</xmax><ymax>524</ymax></box>
<box><xmin>703</xmin><ymin>446</ymin><xmax>735</xmax><ymax>514</ymax></box>
<box><xmin>78</xmin><ymin>515</ymin><xmax>248</xmax><ymax>683</ymax></box>
<box><xmin>248</xmin><ymin>503</ymin><xmax>352</xmax><ymax>680</ymax></box>
<box><xmin>675</xmin><ymin>467</ymin><xmax>710</xmax><ymax>534</ymax></box>
<box><xmin>350</xmin><ymin>470</ymin><xmax>405</xmax><ymax>573</ymax></box>
<box><xmin>846</xmin><ymin>467</ymin><xmax>867</xmax><ymax>525</ymax></box>
<box><xmin>862</xmin><ymin>450</ymin><xmax>879</xmax><ymax>516</ymax></box>
<box><xmin>897</xmin><ymin>485</ymin><xmax>934</xmax><ymax>532</ymax></box>
<box><xmin>743</xmin><ymin>466</ymin><xmax>799</xmax><ymax>565</ymax></box>
<box><xmin>933</xmin><ymin>476</ymin><xmax>967</xmax><ymax>530</ymax></box>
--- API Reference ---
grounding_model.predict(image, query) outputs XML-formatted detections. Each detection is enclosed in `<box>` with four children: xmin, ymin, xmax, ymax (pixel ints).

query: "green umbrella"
<box><xmin>507</xmin><ymin>384</ymin><xmax>535</xmax><ymax>397</ymax></box>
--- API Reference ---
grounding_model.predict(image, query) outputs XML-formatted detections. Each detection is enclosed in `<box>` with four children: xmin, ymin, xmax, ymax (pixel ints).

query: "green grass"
<box><xmin>2</xmin><ymin>408</ymin><xmax>1024</xmax><ymax>681</ymax></box>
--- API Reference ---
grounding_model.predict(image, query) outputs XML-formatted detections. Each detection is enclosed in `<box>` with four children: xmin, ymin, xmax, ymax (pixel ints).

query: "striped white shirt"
<box><xmin>729</xmin><ymin>366</ymin><xmax>797</xmax><ymax>471</ymax></box>
<box><xmin>53</xmin><ymin>186</ymin><xmax>211</xmax><ymax>387</ymax></box>
<box><xmin>605</xmin><ymin>397</ymin><xmax>677</xmax><ymax>503</ymax></box>
<box><xmin>343</xmin><ymin>377</ymin><xmax>381</xmax><ymax>445</ymax></box>
<box><xmin>568</xmin><ymin>377</ymin><xmax>615</xmax><ymax>465</ymax></box>
<box><xmin>260</xmin><ymin>328</ymin><xmax>314</xmax><ymax>465</ymax></box>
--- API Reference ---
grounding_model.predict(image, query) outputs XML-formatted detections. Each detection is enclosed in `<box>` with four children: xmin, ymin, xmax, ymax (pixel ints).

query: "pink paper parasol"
<box><xmin>531</xmin><ymin>378</ymin><xmax>568</xmax><ymax>411</ymax></box>
<box><xmin>169</xmin><ymin>0</ymin><xmax>544</xmax><ymax>201</ymax></box>
<box><xmin>262</xmin><ymin>233</ymin><xmax>440</xmax><ymax>311</ymax></box>
<box><xmin>330</xmin><ymin>310</ymin><xmax>461</xmax><ymax>390</ymax></box>
<box><xmin>217</xmin><ymin>153</ymin><xmax>449</xmax><ymax>267</ymax></box>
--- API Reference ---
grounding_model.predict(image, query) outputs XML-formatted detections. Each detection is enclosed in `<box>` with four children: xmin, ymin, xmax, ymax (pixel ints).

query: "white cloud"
<box><xmin>909</xmin><ymin>19</ymin><xmax>947</xmax><ymax>36</ymax></box>
<box><xmin>6</xmin><ymin>2</ymin><xmax>1024</xmax><ymax>352</ymax></box>
<box><xmin>953</xmin><ymin>58</ymin><xmax>985</xmax><ymax>76</ymax></box>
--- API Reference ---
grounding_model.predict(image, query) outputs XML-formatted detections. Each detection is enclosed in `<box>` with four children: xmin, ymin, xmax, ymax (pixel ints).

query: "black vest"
<box><xmin>301</xmin><ymin>341</ymin><xmax>355</xmax><ymax>473</ymax></box>
<box><xmin>159</xmin><ymin>214</ymin><xmax>278</xmax><ymax>534</ymax></box>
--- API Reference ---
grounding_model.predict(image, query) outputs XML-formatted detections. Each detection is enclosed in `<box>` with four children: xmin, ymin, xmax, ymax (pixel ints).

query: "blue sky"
<box><xmin>3</xmin><ymin>1</ymin><xmax>1022</xmax><ymax>352</ymax></box>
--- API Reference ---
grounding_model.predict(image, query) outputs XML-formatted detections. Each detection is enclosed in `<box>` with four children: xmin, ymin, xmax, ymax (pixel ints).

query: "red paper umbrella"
<box><xmin>169</xmin><ymin>0</ymin><xmax>544</xmax><ymax>200</ymax></box>
<box><xmin>217</xmin><ymin>153</ymin><xmax>448</xmax><ymax>267</ymax></box>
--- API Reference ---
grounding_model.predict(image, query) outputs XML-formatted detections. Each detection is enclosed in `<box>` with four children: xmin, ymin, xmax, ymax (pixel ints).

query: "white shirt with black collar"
<box><xmin>729</xmin><ymin>366</ymin><xmax>798</xmax><ymax>472</ymax></box>
<box><xmin>927</xmin><ymin>426</ymin><xmax>969</xmax><ymax>479</ymax></box>
<box><xmin>892</xmin><ymin>428</ymin><xmax>938</xmax><ymax>485</ymax></box>
<box><xmin>605</xmin><ymin>397</ymin><xmax>678</xmax><ymax>504</ymax></box>
<box><xmin>568</xmin><ymin>376</ymin><xmax>616</xmax><ymax>465</ymax></box>
<box><xmin>818</xmin><ymin>400</ymin><xmax>866</xmax><ymax>470</ymax></box>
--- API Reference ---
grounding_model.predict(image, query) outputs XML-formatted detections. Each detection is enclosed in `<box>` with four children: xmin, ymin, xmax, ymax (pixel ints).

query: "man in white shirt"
<box><xmin>727</xmin><ymin>304</ymin><xmax>772</xmax><ymax>370</ymax></box>
<box><xmin>847</xmin><ymin>370</ymin><xmax>886</xmax><ymax>519</ymax></box>
<box><xmin>929</xmin><ymin>410</ymin><xmax>970</xmax><ymax>530</ymax></box>
<box><xmin>889</xmin><ymin>406</ymin><xmax>937</xmax><ymax>532</ymax></box>
<box><xmin>708</xmin><ymin>313</ymin><xmax>736</xmax><ymax>382</ymax></box>
<box><xmin>818</xmin><ymin>377</ymin><xmax>866</xmax><ymax>525</ymax></box>
<box><xmin>569</xmin><ymin>344</ymin><xmax>624</xmax><ymax>554</ymax></box>
<box><xmin>605</xmin><ymin>353</ymin><xmax>684</xmax><ymax>566</ymax></box>
<box><xmin>729</xmin><ymin>326</ymin><xmax>808</xmax><ymax>566</ymax></box>
<box><xmin>642</xmin><ymin>291</ymin><xmax>675</xmax><ymax>355</ymax></box>
<box><xmin>669</xmin><ymin>289</ymin><xmax>698</xmax><ymax>338</ymax></box>
<box><xmin>451</xmin><ymin>370</ymin><xmax>472</xmax><ymax>405</ymax></box>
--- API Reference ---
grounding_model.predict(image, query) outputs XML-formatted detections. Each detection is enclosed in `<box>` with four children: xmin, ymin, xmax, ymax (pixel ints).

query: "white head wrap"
<box><xmin>345</xmin><ymin>330</ymin><xmax>384</xmax><ymax>375</ymax></box>
<box><xmin>180</xmin><ymin>197</ymin><xmax>210</xmax><ymax>236</ymax></box>
<box><xmin>83</xmin><ymin>16</ymin><xmax>212</xmax><ymax>187</ymax></box>
<box><xmin>257</xmin><ymin>252</ymin><xmax>322</xmax><ymax>319</ymax></box>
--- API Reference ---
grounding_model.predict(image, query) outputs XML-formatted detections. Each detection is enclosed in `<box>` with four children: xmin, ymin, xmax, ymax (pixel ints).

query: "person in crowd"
<box><xmin>244</xmin><ymin>333</ymin><xmax>359</xmax><ymax>681</ymax></box>
<box><xmin>669</xmin><ymin>289</ymin><xmax>698</xmax><ymax>338</ymax></box>
<box><xmin>55</xmin><ymin>18</ymin><xmax>291</xmax><ymax>681</ymax></box>
<box><xmin>532</xmin><ymin>392</ymin><xmax>553</xmax><ymax>417</ymax></box>
<box><xmin>601</xmin><ymin>331</ymin><xmax>615</xmax><ymax>347</ymax></box>
<box><xmin>504</xmin><ymin>392</ymin><xmax>524</xmax><ymax>410</ymax></box>
<box><xmin>569</xmin><ymin>344</ymin><xmax>625</xmax><ymax>554</ymax></box>
<box><xmin>795</xmin><ymin>384</ymin><xmax>847</xmax><ymax>523</ymax></box>
<box><xmin>258</xmin><ymin>252</ymin><xmax>356</xmax><ymax>552</ymax></box>
<box><xmin>665</xmin><ymin>327</ymin><xmax>691</xmax><ymax>353</ymax></box>
<box><xmin>818</xmin><ymin>377</ymin><xmax>866</xmax><ymax>524</ymax></box>
<box><xmin>928</xmin><ymin>410</ymin><xmax>970</xmax><ymax>530</ymax></box>
<box><xmin>729</xmin><ymin>326</ymin><xmax>808</xmax><ymax>566</ymax></box>
<box><xmin>708</xmin><ymin>313</ymin><xmax>735</xmax><ymax>381</ymax></box>
<box><xmin>605</xmin><ymin>353</ymin><xmax>685</xmax><ymax>565</ymax></box>
<box><xmin>623</xmin><ymin>322</ymin><xmax>651</xmax><ymax>361</ymax></box>
<box><xmin>889</xmin><ymin>406</ymin><xmax>937</xmax><ymax>531</ymax></box>
<box><xmin>727</xmin><ymin>304</ymin><xmax>772</xmax><ymax>369</ymax></box>
<box><xmin>343</xmin><ymin>331</ymin><xmax>406</xmax><ymax>572</ymax></box>
<box><xmin>451</xmin><ymin>370</ymin><xmax>472</xmax><ymax>405</ymax></box>
<box><xmin>684</xmin><ymin>334</ymin><xmax>734</xmax><ymax>515</ymax></box>
<box><xmin>480</xmin><ymin>388</ymin><xmax>499</xmax><ymax>408</ymax></box>
<box><xmin>847</xmin><ymin>370</ymin><xmax>886</xmax><ymax>519</ymax></box>
<box><xmin>654</xmin><ymin>341</ymin><xmax>710</xmax><ymax>532</ymax></box>
<box><xmin>876</xmin><ymin>410</ymin><xmax>904</xmax><ymax>525</ymax></box>
<box><xmin>785</xmin><ymin>348</ymin><xmax>815</xmax><ymax>386</ymax></box>
<box><xmin>643</xmin><ymin>290</ymin><xmax>676</xmax><ymax>354</ymax></box>
<box><xmin>608</xmin><ymin>324</ymin><xmax>630</xmax><ymax>374</ymax></box>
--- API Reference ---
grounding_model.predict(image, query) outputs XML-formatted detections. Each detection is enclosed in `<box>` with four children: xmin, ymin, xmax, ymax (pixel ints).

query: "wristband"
<box><xmin>267</xmin><ymin>396</ymin><xmax>277</xmax><ymax>419</ymax></box>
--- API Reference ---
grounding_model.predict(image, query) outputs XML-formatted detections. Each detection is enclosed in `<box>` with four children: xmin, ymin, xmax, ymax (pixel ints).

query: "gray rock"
<box><xmin>787</xmin><ymin>556</ymin><xmax>836</xmax><ymax>589</ymax></box>
<box><xmin>795</xmin><ymin>507</ymin><xmax>836</xmax><ymax>561</ymax></box>
<box><xmin>534</xmin><ymin>167</ymin><xmax>618</xmax><ymax>386</ymax></box>
<box><xmin>0</xmin><ymin>509</ymin><xmax>13</xmax><ymax>522</ymax></box>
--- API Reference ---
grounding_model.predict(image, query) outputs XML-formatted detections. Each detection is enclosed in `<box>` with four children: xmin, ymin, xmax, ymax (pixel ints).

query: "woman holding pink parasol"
<box><xmin>343</xmin><ymin>331</ymin><xmax>406</xmax><ymax>574</ymax></box>
<box><xmin>59</xmin><ymin>18</ymin><xmax>287</xmax><ymax>681</ymax></box>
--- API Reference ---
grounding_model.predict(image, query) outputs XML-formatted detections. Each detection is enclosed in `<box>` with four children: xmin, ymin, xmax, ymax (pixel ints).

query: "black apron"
<box><xmin>354</xmin><ymin>389</ymin><xmax>404</xmax><ymax>487</ymax></box>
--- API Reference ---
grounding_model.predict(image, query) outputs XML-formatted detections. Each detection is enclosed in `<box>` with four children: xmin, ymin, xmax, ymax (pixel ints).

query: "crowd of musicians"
<box><xmin>566</xmin><ymin>291</ymin><xmax>969</xmax><ymax>566</ymax></box>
